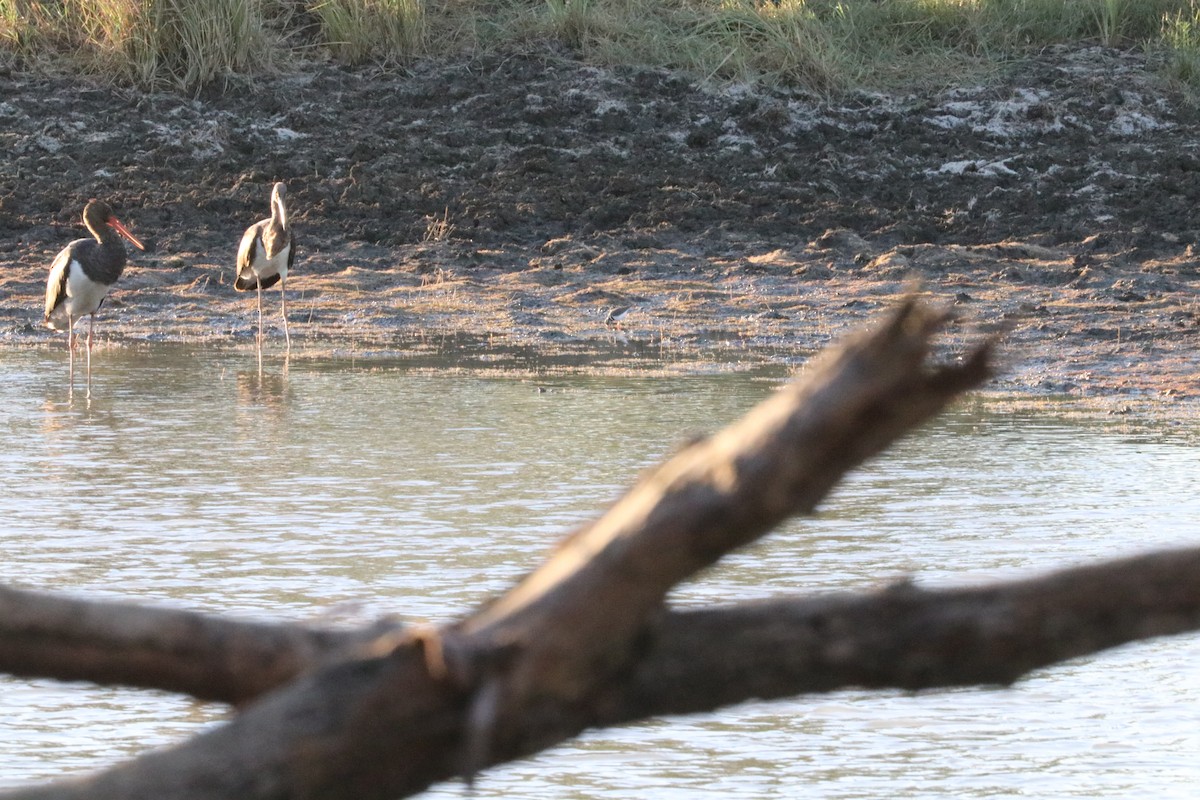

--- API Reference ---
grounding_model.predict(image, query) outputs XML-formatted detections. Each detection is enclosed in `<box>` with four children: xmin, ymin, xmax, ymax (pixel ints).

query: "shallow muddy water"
<box><xmin>0</xmin><ymin>344</ymin><xmax>1198</xmax><ymax>797</ymax></box>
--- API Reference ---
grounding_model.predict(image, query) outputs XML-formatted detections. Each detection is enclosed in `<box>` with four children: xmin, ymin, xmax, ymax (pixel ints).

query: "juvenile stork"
<box><xmin>235</xmin><ymin>181</ymin><xmax>294</xmax><ymax>350</ymax></box>
<box><xmin>44</xmin><ymin>199</ymin><xmax>145</xmax><ymax>380</ymax></box>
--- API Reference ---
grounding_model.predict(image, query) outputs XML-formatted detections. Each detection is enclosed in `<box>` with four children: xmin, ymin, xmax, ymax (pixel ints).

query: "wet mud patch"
<box><xmin>0</xmin><ymin>45</ymin><xmax>1197</xmax><ymax>407</ymax></box>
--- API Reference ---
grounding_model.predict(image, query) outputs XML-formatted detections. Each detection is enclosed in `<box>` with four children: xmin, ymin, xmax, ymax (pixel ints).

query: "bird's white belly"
<box><xmin>46</xmin><ymin>261</ymin><xmax>111</xmax><ymax>330</ymax></box>
<box><xmin>250</xmin><ymin>238</ymin><xmax>289</xmax><ymax>282</ymax></box>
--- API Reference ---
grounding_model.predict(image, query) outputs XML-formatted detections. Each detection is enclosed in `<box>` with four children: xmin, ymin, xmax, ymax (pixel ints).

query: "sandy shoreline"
<box><xmin>5</xmin><ymin>244</ymin><xmax>1196</xmax><ymax>415</ymax></box>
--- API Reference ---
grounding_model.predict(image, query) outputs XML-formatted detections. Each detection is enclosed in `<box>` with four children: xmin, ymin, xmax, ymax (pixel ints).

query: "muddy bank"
<box><xmin>0</xmin><ymin>46</ymin><xmax>1197</xmax><ymax>407</ymax></box>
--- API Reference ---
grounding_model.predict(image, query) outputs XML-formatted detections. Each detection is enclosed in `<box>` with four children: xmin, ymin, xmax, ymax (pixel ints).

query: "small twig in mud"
<box><xmin>183</xmin><ymin>275</ymin><xmax>211</xmax><ymax>292</ymax></box>
<box><xmin>421</xmin><ymin>268</ymin><xmax>457</xmax><ymax>292</ymax></box>
<box><xmin>423</xmin><ymin>207</ymin><xmax>455</xmax><ymax>243</ymax></box>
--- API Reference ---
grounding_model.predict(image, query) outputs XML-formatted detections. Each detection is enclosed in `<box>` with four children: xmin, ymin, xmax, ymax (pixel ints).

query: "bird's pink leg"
<box><xmin>280</xmin><ymin>276</ymin><xmax>290</xmax><ymax>352</ymax></box>
<box><xmin>86</xmin><ymin>313</ymin><xmax>94</xmax><ymax>397</ymax></box>
<box><xmin>256</xmin><ymin>281</ymin><xmax>264</xmax><ymax>351</ymax></box>
<box><xmin>66</xmin><ymin>321</ymin><xmax>74</xmax><ymax>391</ymax></box>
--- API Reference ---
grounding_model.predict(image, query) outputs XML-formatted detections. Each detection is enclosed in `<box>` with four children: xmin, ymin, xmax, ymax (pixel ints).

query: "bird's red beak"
<box><xmin>109</xmin><ymin>217</ymin><xmax>145</xmax><ymax>251</ymax></box>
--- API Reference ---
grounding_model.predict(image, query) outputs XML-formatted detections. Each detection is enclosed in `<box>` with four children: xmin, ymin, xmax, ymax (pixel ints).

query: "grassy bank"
<box><xmin>3</xmin><ymin>0</ymin><xmax>1200</xmax><ymax>92</ymax></box>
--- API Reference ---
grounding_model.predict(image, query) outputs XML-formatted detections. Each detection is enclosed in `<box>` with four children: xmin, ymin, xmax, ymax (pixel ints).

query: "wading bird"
<box><xmin>235</xmin><ymin>181</ymin><xmax>294</xmax><ymax>350</ymax></box>
<box><xmin>44</xmin><ymin>199</ymin><xmax>145</xmax><ymax>387</ymax></box>
<box><xmin>604</xmin><ymin>305</ymin><xmax>632</xmax><ymax>328</ymax></box>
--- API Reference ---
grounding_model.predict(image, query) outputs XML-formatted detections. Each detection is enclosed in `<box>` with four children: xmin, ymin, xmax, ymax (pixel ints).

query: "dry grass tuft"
<box><xmin>0</xmin><ymin>0</ymin><xmax>277</xmax><ymax>90</ymax></box>
<box><xmin>3</xmin><ymin>0</ymin><xmax>1200</xmax><ymax>91</ymax></box>
<box><xmin>422</xmin><ymin>208</ymin><xmax>455</xmax><ymax>243</ymax></box>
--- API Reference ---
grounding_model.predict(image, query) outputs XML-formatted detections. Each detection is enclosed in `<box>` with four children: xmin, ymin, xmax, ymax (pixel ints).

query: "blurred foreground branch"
<box><xmin>1</xmin><ymin>299</ymin><xmax>1197</xmax><ymax>800</ymax></box>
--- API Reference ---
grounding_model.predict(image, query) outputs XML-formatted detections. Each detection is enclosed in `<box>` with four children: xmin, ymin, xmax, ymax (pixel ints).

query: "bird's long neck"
<box><xmin>91</xmin><ymin>221</ymin><xmax>125</xmax><ymax>254</ymax></box>
<box><xmin>85</xmin><ymin>221</ymin><xmax>129</xmax><ymax>281</ymax></box>
<box><xmin>272</xmin><ymin>192</ymin><xmax>289</xmax><ymax>232</ymax></box>
<box><xmin>86</xmin><ymin>218</ymin><xmax>108</xmax><ymax>247</ymax></box>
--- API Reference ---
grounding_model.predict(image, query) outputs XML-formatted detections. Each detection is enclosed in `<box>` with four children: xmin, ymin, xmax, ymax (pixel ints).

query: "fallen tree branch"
<box><xmin>608</xmin><ymin>546</ymin><xmax>1200</xmax><ymax>721</ymax></box>
<box><xmin>7</xmin><ymin>299</ymin><xmax>1192</xmax><ymax>800</ymax></box>
<box><xmin>8</xmin><ymin>543</ymin><xmax>1199</xmax><ymax>724</ymax></box>
<box><xmin>7</xmin><ymin>547</ymin><xmax>1200</xmax><ymax>800</ymax></box>
<box><xmin>0</xmin><ymin>298</ymin><xmax>999</xmax><ymax>799</ymax></box>
<box><xmin>0</xmin><ymin>586</ymin><xmax>404</xmax><ymax>705</ymax></box>
<box><xmin>455</xmin><ymin>298</ymin><xmax>992</xmax><ymax>759</ymax></box>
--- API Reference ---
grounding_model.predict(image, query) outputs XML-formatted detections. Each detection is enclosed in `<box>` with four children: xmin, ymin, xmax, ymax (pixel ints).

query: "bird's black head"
<box><xmin>83</xmin><ymin>199</ymin><xmax>145</xmax><ymax>251</ymax></box>
<box><xmin>82</xmin><ymin>199</ymin><xmax>115</xmax><ymax>226</ymax></box>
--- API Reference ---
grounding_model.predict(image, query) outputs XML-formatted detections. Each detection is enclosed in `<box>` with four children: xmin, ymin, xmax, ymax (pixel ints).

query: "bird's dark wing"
<box><xmin>236</xmin><ymin>221</ymin><xmax>261</xmax><ymax>272</ymax></box>
<box><xmin>44</xmin><ymin>240</ymin><xmax>87</xmax><ymax>319</ymax></box>
<box><xmin>235</xmin><ymin>221</ymin><xmax>265</xmax><ymax>291</ymax></box>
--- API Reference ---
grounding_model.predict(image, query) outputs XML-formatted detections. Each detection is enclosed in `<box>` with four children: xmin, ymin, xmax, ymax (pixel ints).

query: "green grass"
<box><xmin>312</xmin><ymin>0</ymin><xmax>424</xmax><ymax>64</ymax></box>
<box><xmin>1160</xmin><ymin>0</ymin><xmax>1200</xmax><ymax>84</ymax></box>
<box><xmin>3</xmin><ymin>0</ymin><xmax>1200</xmax><ymax>92</ymax></box>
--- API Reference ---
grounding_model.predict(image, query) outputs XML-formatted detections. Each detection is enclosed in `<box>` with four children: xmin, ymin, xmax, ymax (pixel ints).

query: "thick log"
<box><xmin>6</xmin><ymin>547</ymin><xmax>1200</xmax><ymax>800</ymax></box>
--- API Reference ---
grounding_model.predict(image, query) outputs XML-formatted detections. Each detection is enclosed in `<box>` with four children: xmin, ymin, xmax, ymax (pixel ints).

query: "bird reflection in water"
<box><xmin>39</xmin><ymin>397</ymin><xmax>72</xmax><ymax>438</ymax></box>
<box><xmin>235</xmin><ymin>356</ymin><xmax>289</xmax><ymax>410</ymax></box>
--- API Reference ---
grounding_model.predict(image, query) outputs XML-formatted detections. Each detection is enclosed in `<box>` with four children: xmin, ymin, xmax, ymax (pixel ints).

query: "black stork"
<box><xmin>44</xmin><ymin>199</ymin><xmax>145</xmax><ymax>383</ymax></box>
<box><xmin>235</xmin><ymin>181</ymin><xmax>294</xmax><ymax>351</ymax></box>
